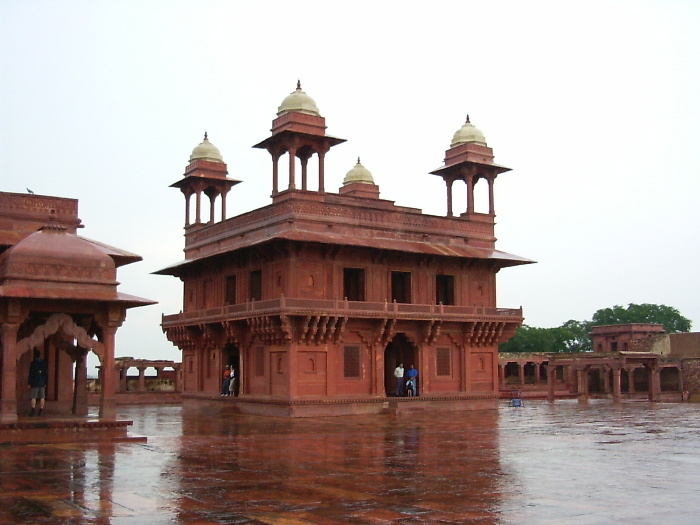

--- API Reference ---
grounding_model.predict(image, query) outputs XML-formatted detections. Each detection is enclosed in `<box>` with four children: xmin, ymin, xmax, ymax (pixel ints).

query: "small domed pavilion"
<box><xmin>0</xmin><ymin>194</ymin><xmax>154</xmax><ymax>423</ymax></box>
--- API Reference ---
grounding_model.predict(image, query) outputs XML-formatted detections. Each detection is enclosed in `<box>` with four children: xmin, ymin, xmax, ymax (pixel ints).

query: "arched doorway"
<box><xmin>383</xmin><ymin>333</ymin><xmax>417</xmax><ymax>396</ymax></box>
<box><xmin>15</xmin><ymin>313</ymin><xmax>102</xmax><ymax>417</ymax></box>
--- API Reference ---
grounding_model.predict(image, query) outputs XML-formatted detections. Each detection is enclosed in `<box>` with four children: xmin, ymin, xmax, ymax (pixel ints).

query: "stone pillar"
<box><xmin>74</xmin><ymin>351</ymin><xmax>89</xmax><ymax>416</ymax></box>
<box><xmin>318</xmin><ymin>151</ymin><xmax>326</xmax><ymax>193</ymax></box>
<box><xmin>0</xmin><ymin>323</ymin><xmax>19</xmax><ymax>423</ymax></box>
<box><xmin>498</xmin><ymin>364</ymin><xmax>505</xmax><ymax>387</ymax></box>
<box><xmin>221</xmin><ymin>188</ymin><xmax>229</xmax><ymax>221</ymax></box>
<box><xmin>612</xmin><ymin>367</ymin><xmax>622</xmax><ymax>403</ymax></box>
<box><xmin>272</xmin><ymin>153</ymin><xmax>280</xmax><ymax>195</ymax></box>
<box><xmin>288</xmin><ymin>148</ymin><xmax>297</xmax><ymax>190</ymax></box>
<box><xmin>137</xmin><ymin>367</ymin><xmax>146</xmax><ymax>392</ymax></box>
<box><xmin>517</xmin><ymin>362</ymin><xmax>525</xmax><ymax>386</ymax></box>
<box><xmin>99</xmin><ymin>310</ymin><xmax>122</xmax><ymax>419</ymax></box>
<box><xmin>534</xmin><ymin>362</ymin><xmax>541</xmax><ymax>385</ymax></box>
<box><xmin>577</xmin><ymin>367</ymin><xmax>589</xmax><ymax>401</ymax></box>
<box><xmin>208</xmin><ymin>193</ymin><xmax>216</xmax><ymax>224</ymax></box>
<box><xmin>627</xmin><ymin>367</ymin><xmax>636</xmax><ymax>393</ymax></box>
<box><xmin>195</xmin><ymin>190</ymin><xmax>202</xmax><ymax>224</ymax></box>
<box><xmin>547</xmin><ymin>365</ymin><xmax>556</xmax><ymax>402</ymax></box>
<box><xmin>487</xmin><ymin>176</ymin><xmax>495</xmax><ymax>215</ymax></box>
<box><xmin>602</xmin><ymin>367</ymin><xmax>611</xmax><ymax>394</ymax></box>
<box><xmin>649</xmin><ymin>367</ymin><xmax>661</xmax><ymax>402</ymax></box>
<box><xmin>300</xmin><ymin>156</ymin><xmax>308</xmax><ymax>191</ymax></box>
<box><xmin>446</xmin><ymin>178</ymin><xmax>454</xmax><ymax>217</ymax></box>
<box><xmin>119</xmin><ymin>366</ymin><xmax>128</xmax><ymax>392</ymax></box>
<box><xmin>184</xmin><ymin>190</ymin><xmax>192</xmax><ymax>227</ymax></box>
<box><xmin>466</xmin><ymin>176</ymin><xmax>474</xmax><ymax>214</ymax></box>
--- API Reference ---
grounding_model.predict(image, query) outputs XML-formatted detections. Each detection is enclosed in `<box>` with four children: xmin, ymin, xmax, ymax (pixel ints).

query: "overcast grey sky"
<box><xmin>2</xmin><ymin>1</ymin><xmax>699</xmax><ymax>368</ymax></box>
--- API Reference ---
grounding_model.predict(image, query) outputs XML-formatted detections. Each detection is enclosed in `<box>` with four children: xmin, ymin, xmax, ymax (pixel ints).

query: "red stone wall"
<box><xmin>681</xmin><ymin>359</ymin><xmax>700</xmax><ymax>397</ymax></box>
<box><xmin>670</xmin><ymin>333</ymin><xmax>700</xmax><ymax>358</ymax></box>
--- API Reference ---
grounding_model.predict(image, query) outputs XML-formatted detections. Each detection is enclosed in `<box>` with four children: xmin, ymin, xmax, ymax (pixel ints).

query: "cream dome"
<box><xmin>343</xmin><ymin>158</ymin><xmax>375</xmax><ymax>185</ymax></box>
<box><xmin>190</xmin><ymin>132</ymin><xmax>224</xmax><ymax>163</ymax></box>
<box><xmin>277</xmin><ymin>81</ymin><xmax>321</xmax><ymax>117</ymax></box>
<box><xmin>450</xmin><ymin>116</ymin><xmax>487</xmax><ymax>147</ymax></box>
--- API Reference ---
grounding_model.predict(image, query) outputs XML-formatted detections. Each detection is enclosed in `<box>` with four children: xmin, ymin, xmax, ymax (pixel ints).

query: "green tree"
<box><xmin>591</xmin><ymin>303</ymin><xmax>691</xmax><ymax>333</ymax></box>
<box><xmin>558</xmin><ymin>319</ymin><xmax>592</xmax><ymax>352</ymax></box>
<box><xmin>499</xmin><ymin>303</ymin><xmax>691</xmax><ymax>353</ymax></box>
<box><xmin>500</xmin><ymin>325</ymin><xmax>563</xmax><ymax>353</ymax></box>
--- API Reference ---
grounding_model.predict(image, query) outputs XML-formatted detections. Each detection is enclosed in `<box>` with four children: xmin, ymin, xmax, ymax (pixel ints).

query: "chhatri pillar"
<box><xmin>430</xmin><ymin>115</ymin><xmax>511</xmax><ymax>220</ymax></box>
<box><xmin>170</xmin><ymin>133</ymin><xmax>240</xmax><ymax>229</ymax></box>
<box><xmin>253</xmin><ymin>81</ymin><xmax>345</xmax><ymax>198</ymax></box>
<box><xmin>0</xmin><ymin>322</ymin><xmax>20</xmax><ymax>422</ymax></box>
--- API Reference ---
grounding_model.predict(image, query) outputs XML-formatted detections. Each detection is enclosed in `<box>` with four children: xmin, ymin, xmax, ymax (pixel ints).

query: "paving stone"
<box><xmin>0</xmin><ymin>401</ymin><xmax>699</xmax><ymax>523</ymax></box>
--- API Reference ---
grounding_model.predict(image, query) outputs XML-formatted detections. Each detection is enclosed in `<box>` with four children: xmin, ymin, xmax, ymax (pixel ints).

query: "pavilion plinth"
<box><xmin>0</xmin><ymin>417</ymin><xmax>146</xmax><ymax>445</ymax></box>
<box><xmin>181</xmin><ymin>392</ymin><xmax>499</xmax><ymax>418</ymax></box>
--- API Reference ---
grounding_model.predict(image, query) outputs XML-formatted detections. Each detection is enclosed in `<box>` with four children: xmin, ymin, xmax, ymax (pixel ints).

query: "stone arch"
<box><xmin>15</xmin><ymin>313</ymin><xmax>104</xmax><ymax>362</ymax></box>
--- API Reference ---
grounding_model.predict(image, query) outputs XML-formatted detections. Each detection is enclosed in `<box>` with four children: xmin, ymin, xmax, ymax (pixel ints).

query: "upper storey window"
<box><xmin>391</xmin><ymin>271</ymin><xmax>412</xmax><ymax>304</ymax></box>
<box><xmin>225</xmin><ymin>275</ymin><xmax>237</xmax><ymax>305</ymax></box>
<box><xmin>249</xmin><ymin>270</ymin><xmax>262</xmax><ymax>301</ymax></box>
<box><xmin>343</xmin><ymin>268</ymin><xmax>365</xmax><ymax>301</ymax></box>
<box><xmin>436</xmin><ymin>274</ymin><xmax>455</xmax><ymax>306</ymax></box>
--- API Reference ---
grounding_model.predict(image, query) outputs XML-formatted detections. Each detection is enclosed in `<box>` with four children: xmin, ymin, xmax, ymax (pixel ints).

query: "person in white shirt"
<box><xmin>394</xmin><ymin>363</ymin><xmax>405</xmax><ymax>397</ymax></box>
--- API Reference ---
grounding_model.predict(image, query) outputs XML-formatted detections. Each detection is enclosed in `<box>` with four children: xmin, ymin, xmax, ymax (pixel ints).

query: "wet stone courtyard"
<box><xmin>1</xmin><ymin>400</ymin><xmax>699</xmax><ymax>524</ymax></box>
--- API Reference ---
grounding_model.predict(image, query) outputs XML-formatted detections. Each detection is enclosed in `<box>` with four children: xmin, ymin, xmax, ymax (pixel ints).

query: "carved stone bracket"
<box><xmin>422</xmin><ymin>320</ymin><xmax>442</xmax><ymax>345</ymax></box>
<box><xmin>447</xmin><ymin>332</ymin><xmax>464</xmax><ymax>351</ymax></box>
<box><xmin>223</xmin><ymin>320</ymin><xmax>245</xmax><ymax>347</ymax></box>
<box><xmin>299</xmin><ymin>315</ymin><xmax>345</xmax><ymax>345</ymax></box>
<box><xmin>164</xmin><ymin>325</ymin><xmax>198</xmax><ymax>352</ymax></box>
<box><xmin>200</xmin><ymin>323</ymin><xmax>223</xmax><ymax>349</ymax></box>
<box><xmin>247</xmin><ymin>315</ymin><xmax>291</xmax><ymax>345</ymax></box>
<box><xmin>375</xmin><ymin>318</ymin><xmax>396</xmax><ymax>347</ymax></box>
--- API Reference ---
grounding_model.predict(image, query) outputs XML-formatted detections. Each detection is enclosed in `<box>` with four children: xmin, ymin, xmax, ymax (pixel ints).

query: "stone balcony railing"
<box><xmin>162</xmin><ymin>296</ymin><xmax>523</xmax><ymax>328</ymax></box>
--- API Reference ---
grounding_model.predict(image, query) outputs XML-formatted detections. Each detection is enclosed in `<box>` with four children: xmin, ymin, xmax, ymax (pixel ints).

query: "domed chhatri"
<box><xmin>277</xmin><ymin>80</ymin><xmax>321</xmax><ymax>117</ymax></box>
<box><xmin>343</xmin><ymin>158</ymin><xmax>375</xmax><ymax>185</ymax></box>
<box><xmin>450</xmin><ymin>115</ymin><xmax>487</xmax><ymax>148</ymax></box>
<box><xmin>0</xmin><ymin>221</ymin><xmax>117</xmax><ymax>286</ymax></box>
<box><xmin>189</xmin><ymin>132</ymin><xmax>224</xmax><ymax>163</ymax></box>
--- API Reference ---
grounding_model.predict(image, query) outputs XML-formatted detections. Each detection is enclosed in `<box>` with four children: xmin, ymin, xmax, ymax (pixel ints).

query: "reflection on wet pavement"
<box><xmin>1</xmin><ymin>400</ymin><xmax>699</xmax><ymax>524</ymax></box>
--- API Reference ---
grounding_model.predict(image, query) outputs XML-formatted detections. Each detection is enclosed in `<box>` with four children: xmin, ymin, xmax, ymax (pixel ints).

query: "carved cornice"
<box><xmin>0</xmin><ymin>193</ymin><xmax>78</xmax><ymax>218</ymax></box>
<box><xmin>0</xmin><ymin>261</ymin><xmax>116</xmax><ymax>282</ymax></box>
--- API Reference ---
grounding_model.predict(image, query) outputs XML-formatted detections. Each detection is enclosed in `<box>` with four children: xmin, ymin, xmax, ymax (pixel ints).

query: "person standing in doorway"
<box><xmin>406</xmin><ymin>364</ymin><xmax>418</xmax><ymax>397</ymax></box>
<box><xmin>394</xmin><ymin>363</ymin><xmax>405</xmax><ymax>397</ymax></box>
<box><xmin>28</xmin><ymin>349</ymin><xmax>48</xmax><ymax>416</ymax></box>
<box><xmin>222</xmin><ymin>365</ymin><xmax>231</xmax><ymax>396</ymax></box>
<box><xmin>228</xmin><ymin>367</ymin><xmax>236</xmax><ymax>397</ymax></box>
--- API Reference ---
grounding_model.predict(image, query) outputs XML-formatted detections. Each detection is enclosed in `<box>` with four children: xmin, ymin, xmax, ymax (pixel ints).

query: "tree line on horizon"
<box><xmin>498</xmin><ymin>303</ymin><xmax>692</xmax><ymax>354</ymax></box>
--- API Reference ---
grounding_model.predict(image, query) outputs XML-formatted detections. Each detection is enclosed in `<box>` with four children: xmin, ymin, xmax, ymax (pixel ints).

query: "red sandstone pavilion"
<box><xmin>157</xmin><ymin>83</ymin><xmax>534</xmax><ymax>417</ymax></box>
<box><xmin>0</xmin><ymin>192</ymin><xmax>154</xmax><ymax>430</ymax></box>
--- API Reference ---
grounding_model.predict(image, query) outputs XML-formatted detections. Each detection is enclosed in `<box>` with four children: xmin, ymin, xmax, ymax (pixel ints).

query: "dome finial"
<box><xmin>450</xmin><ymin>115</ymin><xmax>487</xmax><ymax>147</ymax></box>
<box><xmin>343</xmin><ymin>158</ymin><xmax>374</xmax><ymax>185</ymax></box>
<box><xmin>39</xmin><ymin>209</ymin><xmax>67</xmax><ymax>233</ymax></box>
<box><xmin>190</xmin><ymin>132</ymin><xmax>224</xmax><ymax>163</ymax></box>
<box><xmin>277</xmin><ymin>81</ymin><xmax>321</xmax><ymax>117</ymax></box>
